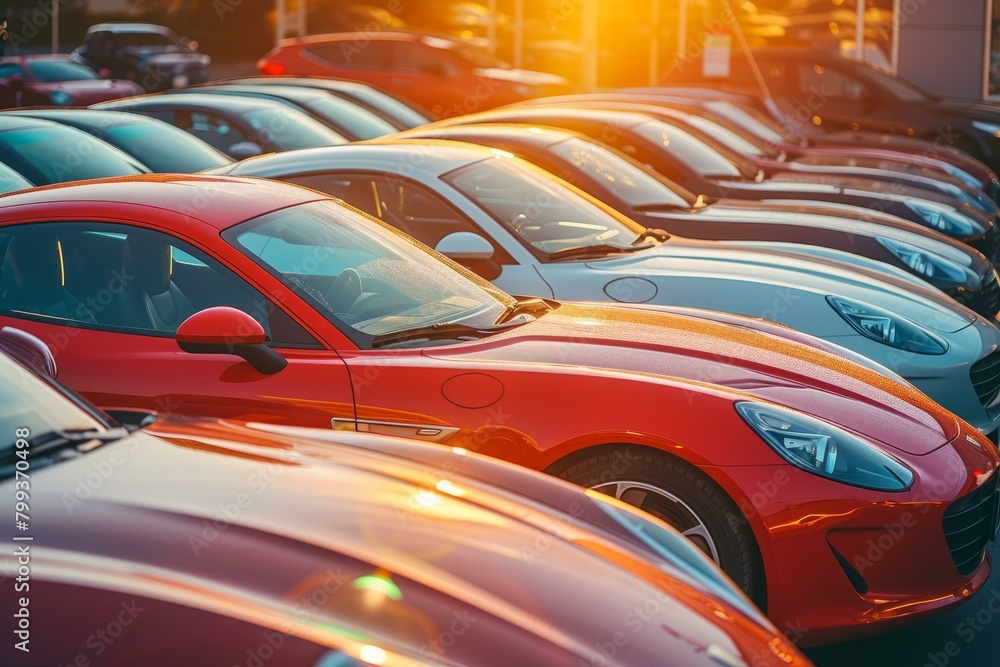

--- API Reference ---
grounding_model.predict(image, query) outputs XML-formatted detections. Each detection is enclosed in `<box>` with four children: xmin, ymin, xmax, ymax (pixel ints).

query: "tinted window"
<box><xmin>336</xmin><ymin>88</ymin><xmax>430</xmax><ymax>128</ymax></box>
<box><xmin>443</xmin><ymin>156</ymin><xmax>643</xmax><ymax>259</ymax></box>
<box><xmin>0</xmin><ymin>162</ymin><xmax>33</xmax><ymax>193</ymax></box>
<box><xmin>228</xmin><ymin>201</ymin><xmax>513</xmax><ymax>344</ymax></box>
<box><xmin>104</xmin><ymin>121</ymin><xmax>232</xmax><ymax>171</ymax></box>
<box><xmin>0</xmin><ymin>126</ymin><xmax>144</xmax><ymax>185</ymax></box>
<box><xmin>305</xmin><ymin>42</ymin><xmax>392</xmax><ymax>67</ymax></box>
<box><xmin>305</xmin><ymin>96</ymin><xmax>396</xmax><ymax>139</ymax></box>
<box><xmin>113</xmin><ymin>32</ymin><xmax>180</xmax><ymax>48</ymax></box>
<box><xmin>0</xmin><ymin>223</ymin><xmax>317</xmax><ymax>346</ymax></box>
<box><xmin>242</xmin><ymin>107</ymin><xmax>346</xmax><ymax>150</ymax></box>
<box><xmin>288</xmin><ymin>171</ymin><xmax>511</xmax><ymax>262</ymax></box>
<box><xmin>630</xmin><ymin>119</ymin><xmax>741</xmax><ymax>178</ymax></box>
<box><xmin>27</xmin><ymin>60</ymin><xmax>98</xmax><ymax>82</ymax></box>
<box><xmin>548</xmin><ymin>137</ymin><xmax>694</xmax><ymax>208</ymax></box>
<box><xmin>797</xmin><ymin>63</ymin><xmax>868</xmax><ymax>101</ymax></box>
<box><xmin>0</xmin><ymin>64</ymin><xmax>26</xmax><ymax>79</ymax></box>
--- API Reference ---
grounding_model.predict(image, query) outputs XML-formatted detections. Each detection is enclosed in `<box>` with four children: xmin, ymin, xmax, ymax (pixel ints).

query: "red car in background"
<box><xmin>256</xmin><ymin>31</ymin><xmax>569</xmax><ymax>117</ymax></box>
<box><xmin>0</xmin><ymin>175</ymin><xmax>997</xmax><ymax>644</ymax></box>
<box><xmin>0</xmin><ymin>55</ymin><xmax>142</xmax><ymax>108</ymax></box>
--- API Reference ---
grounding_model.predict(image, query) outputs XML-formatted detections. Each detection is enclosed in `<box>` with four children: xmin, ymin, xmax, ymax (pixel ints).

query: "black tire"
<box><xmin>554</xmin><ymin>448</ymin><xmax>766</xmax><ymax>607</ymax></box>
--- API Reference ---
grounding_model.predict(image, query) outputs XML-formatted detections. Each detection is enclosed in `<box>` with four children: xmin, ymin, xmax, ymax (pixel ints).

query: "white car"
<box><xmin>215</xmin><ymin>141</ymin><xmax>1000</xmax><ymax>437</ymax></box>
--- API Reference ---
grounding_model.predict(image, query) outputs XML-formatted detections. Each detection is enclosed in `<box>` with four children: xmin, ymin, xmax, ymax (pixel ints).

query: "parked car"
<box><xmin>0</xmin><ymin>115</ymin><xmax>147</xmax><ymax>185</ymax></box>
<box><xmin>5</xmin><ymin>108</ymin><xmax>232</xmax><ymax>173</ymax></box>
<box><xmin>0</xmin><ymin>55</ymin><xmax>142</xmax><ymax>108</ymax></box>
<box><xmin>396</xmin><ymin>123</ymin><xmax>1000</xmax><ymax>316</ymax></box>
<box><xmin>215</xmin><ymin>141</ymin><xmax>1000</xmax><ymax>436</ymax></box>
<box><xmin>0</xmin><ymin>331</ymin><xmax>807</xmax><ymax>667</ymax></box>
<box><xmin>525</xmin><ymin>99</ymin><xmax>999</xmax><ymax>219</ymax></box>
<box><xmin>255</xmin><ymin>31</ymin><xmax>569</xmax><ymax>116</ymax></box>
<box><xmin>436</xmin><ymin>106</ymin><xmax>1000</xmax><ymax>261</ymax></box>
<box><xmin>526</xmin><ymin>92</ymin><xmax>1000</xmax><ymax>203</ymax></box>
<box><xmin>1</xmin><ymin>174</ymin><xmax>997</xmax><ymax>643</ymax></box>
<box><xmin>170</xmin><ymin>83</ymin><xmax>398</xmax><ymax>140</ymax></box>
<box><xmin>207</xmin><ymin>75</ymin><xmax>434</xmax><ymax>128</ymax></box>
<box><xmin>93</xmin><ymin>92</ymin><xmax>347</xmax><ymax>158</ymax></box>
<box><xmin>71</xmin><ymin>22</ymin><xmax>211</xmax><ymax>92</ymax></box>
<box><xmin>662</xmin><ymin>48</ymin><xmax>1000</xmax><ymax>174</ymax></box>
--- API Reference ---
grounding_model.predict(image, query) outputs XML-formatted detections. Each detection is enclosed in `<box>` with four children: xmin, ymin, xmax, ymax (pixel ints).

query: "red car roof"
<box><xmin>0</xmin><ymin>174</ymin><xmax>326</xmax><ymax>229</ymax></box>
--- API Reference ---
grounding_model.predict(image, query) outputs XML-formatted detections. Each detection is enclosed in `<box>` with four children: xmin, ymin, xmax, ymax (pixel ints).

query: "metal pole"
<box><xmin>855</xmin><ymin>0</ymin><xmax>866</xmax><ymax>61</ymax></box>
<box><xmin>649</xmin><ymin>0</ymin><xmax>660</xmax><ymax>85</ymax></box>
<box><xmin>488</xmin><ymin>0</ymin><xmax>497</xmax><ymax>55</ymax></box>
<box><xmin>51</xmin><ymin>0</ymin><xmax>58</xmax><ymax>54</ymax></box>
<box><xmin>298</xmin><ymin>0</ymin><xmax>307</xmax><ymax>37</ymax></box>
<box><xmin>891</xmin><ymin>0</ymin><xmax>900</xmax><ymax>73</ymax></box>
<box><xmin>513</xmin><ymin>0</ymin><xmax>523</xmax><ymax>68</ymax></box>
<box><xmin>276</xmin><ymin>0</ymin><xmax>286</xmax><ymax>43</ymax></box>
<box><xmin>582</xmin><ymin>0</ymin><xmax>598</xmax><ymax>91</ymax></box>
<box><xmin>677</xmin><ymin>0</ymin><xmax>687</xmax><ymax>59</ymax></box>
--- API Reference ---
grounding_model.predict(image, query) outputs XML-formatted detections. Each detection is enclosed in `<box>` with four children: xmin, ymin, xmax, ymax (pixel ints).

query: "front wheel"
<box><xmin>555</xmin><ymin>449</ymin><xmax>766</xmax><ymax>606</ymax></box>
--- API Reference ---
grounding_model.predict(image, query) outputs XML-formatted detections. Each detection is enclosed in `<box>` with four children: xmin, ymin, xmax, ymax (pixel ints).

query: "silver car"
<box><xmin>215</xmin><ymin>142</ymin><xmax>1000</xmax><ymax>436</ymax></box>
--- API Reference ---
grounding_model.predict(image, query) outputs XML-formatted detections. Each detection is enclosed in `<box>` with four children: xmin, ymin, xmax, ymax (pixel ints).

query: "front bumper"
<box><xmin>715</xmin><ymin>427</ymin><xmax>1000</xmax><ymax>646</ymax></box>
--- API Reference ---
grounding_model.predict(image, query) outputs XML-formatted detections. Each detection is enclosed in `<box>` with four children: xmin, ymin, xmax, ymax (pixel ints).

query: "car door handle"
<box><xmin>332</xmin><ymin>418</ymin><xmax>459</xmax><ymax>443</ymax></box>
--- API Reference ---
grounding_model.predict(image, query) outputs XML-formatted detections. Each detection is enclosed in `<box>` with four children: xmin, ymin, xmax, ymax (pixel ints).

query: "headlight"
<box><xmin>941</xmin><ymin>164</ymin><xmax>986</xmax><ymax>191</ymax></box>
<box><xmin>972</xmin><ymin>120</ymin><xmax>1000</xmax><ymax>138</ymax></box>
<box><xmin>904</xmin><ymin>200</ymin><xmax>977</xmax><ymax>236</ymax></box>
<box><xmin>735</xmin><ymin>402</ymin><xmax>914</xmax><ymax>492</ymax></box>
<box><xmin>827</xmin><ymin>296</ymin><xmax>948</xmax><ymax>355</ymax></box>
<box><xmin>875</xmin><ymin>236</ymin><xmax>969</xmax><ymax>285</ymax></box>
<box><xmin>48</xmin><ymin>91</ymin><xmax>74</xmax><ymax>106</ymax></box>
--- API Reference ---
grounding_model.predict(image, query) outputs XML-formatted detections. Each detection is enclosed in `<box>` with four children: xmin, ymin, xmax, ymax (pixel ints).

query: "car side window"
<box><xmin>0</xmin><ymin>64</ymin><xmax>26</xmax><ymax>79</ymax></box>
<box><xmin>390</xmin><ymin>43</ymin><xmax>454</xmax><ymax>75</ymax></box>
<box><xmin>797</xmin><ymin>63</ymin><xmax>868</xmax><ymax>102</ymax></box>
<box><xmin>0</xmin><ymin>222</ymin><xmax>319</xmax><ymax>346</ymax></box>
<box><xmin>284</xmin><ymin>171</ymin><xmax>513</xmax><ymax>264</ymax></box>
<box><xmin>173</xmin><ymin>111</ymin><xmax>251</xmax><ymax>152</ymax></box>
<box><xmin>305</xmin><ymin>42</ymin><xmax>391</xmax><ymax>68</ymax></box>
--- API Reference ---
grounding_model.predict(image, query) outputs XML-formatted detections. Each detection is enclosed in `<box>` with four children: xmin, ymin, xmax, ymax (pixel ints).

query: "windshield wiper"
<box><xmin>547</xmin><ymin>243</ymin><xmax>653</xmax><ymax>262</ymax></box>
<box><xmin>371</xmin><ymin>321</ymin><xmax>523</xmax><ymax>348</ymax></box>
<box><xmin>496</xmin><ymin>297</ymin><xmax>553</xmax><ymax>324</ymax></box>
<box><xmin>631</xmin><ymin>228</ymin><xmax>671</xmax><ymax>245</ymax></box>
<box><xmin>0</xmin><ymin>427</ymin><xmax>129</xmax><ymax>465</ymax></box>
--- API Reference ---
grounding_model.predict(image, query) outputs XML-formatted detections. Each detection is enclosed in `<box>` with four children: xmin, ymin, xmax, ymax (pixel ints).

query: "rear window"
<box><xmin>0</xmin><ymin>127</ymin><xmax>144</xmax><ymax>185</ymax></box>
<box><xmin>103</xmin><ymin>122</ymin><xmax>232</xmax><ymax>172</ymax></box>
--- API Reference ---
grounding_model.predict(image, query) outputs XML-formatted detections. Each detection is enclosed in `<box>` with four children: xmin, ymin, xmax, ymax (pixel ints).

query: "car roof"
<box><xmin>226</xmin><ymin>140</ymin><xmax>494</xmax><ymax>178</ymax></box>
<box><xmin>0</xmin><ymin>114</ymin><xmax>77</xmax><ymax>133</ymax></box>
<box><xmin>0</xmin><ymin>174</ymin><xmax>326</xmax><ymax>229</ymax></box>
<box><xmin>4</xmin><ymin>108</ymin><xmax>155</xmax><ymax>128</ymax></box>
<box><xmin>87</xmin><ymin>22</ymin><xmax>174</xmax><ymax>35</ymax></box>
<box><xmin>0</xmin><ymin>54</ymin><xmax>76</xmax><ymax>64</ymax></box>
<box><xmin>98</xmin><ymin>92</ymin><xmax>290</xmax><ymax>113</ymax></box>
<box><xmin>190</xmin><ymin>84</ymin><xmax>329</xmax><ymax>103</ymax></box>
<box><xmin>457</xmin><ymin>106</ymin><xmax>650</xmax><ymax>129</ymax></box>
<box><xmin>400</xmin><ymin>123</ymin><xmax>572</xmax><ymax>150</ymax></box>
<box><xmin>278</xmin><ymin>30</ymin><xmax>456</xmax><ymax>48</ymax></box>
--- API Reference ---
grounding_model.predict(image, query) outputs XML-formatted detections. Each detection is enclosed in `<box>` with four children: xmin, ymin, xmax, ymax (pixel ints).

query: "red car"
<box><xmin>256</xmin><ymin>31</ymin><xmax>569</xmax><ymax>117</ymax></box>
<box><xmin>0</xmin><ymin>329</ymin><xmax>808</xmax><ymax>667</ymax></box>
<box><xmin>0</xmin><ymin>55</ymin><xmax>142</xmax><ymax>108</ymax></box>
<box><xmin>0</xmin><ymin>175</ymin><xmax>997</xmax><ymax>644</ymax></box>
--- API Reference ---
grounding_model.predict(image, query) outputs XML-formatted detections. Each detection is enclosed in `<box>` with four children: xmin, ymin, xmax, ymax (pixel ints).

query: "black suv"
<box><xmin>71</xmin><ymin>23</ymin><xmax>211</xmax><ymax>93</ymax></box>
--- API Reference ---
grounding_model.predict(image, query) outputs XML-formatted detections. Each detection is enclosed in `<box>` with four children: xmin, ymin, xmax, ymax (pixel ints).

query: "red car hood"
<box><xmin>426</xmin><ymin>303</ymin><xmax>960</xmax><ymax>456</ymax></box>
<box><xmin>13</xmin><ymin>425</ymin><xmax>804</xmax><ymax>667</ymax></box>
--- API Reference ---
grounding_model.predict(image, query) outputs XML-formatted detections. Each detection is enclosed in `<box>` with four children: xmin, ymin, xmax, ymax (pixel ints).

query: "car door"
<box><xmin>282</xmin><ymin>170</ymin><xmax>554</xmax><ymax>297</ymax></box>
<box><xmin>0</xmin><ymin>221</ymin><xmax>356</xmax><ymax>429</ymax></box>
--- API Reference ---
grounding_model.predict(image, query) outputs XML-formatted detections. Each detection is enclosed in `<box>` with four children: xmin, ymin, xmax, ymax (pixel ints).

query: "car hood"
<box><xmin>655</xmin><ymin>199</ymin><xmax>992</xmax><ymax>278</ymax></box>
<box><xmin>427</xmin><ymin>302</ymin><xmax>961</xmax><ymax>455</ymax></box>
<box><xmin>19</xmin><ymin>424</ymin><xmax>798</xmax><ymax>667</ymax></box>
<box><xmin>589</xmin><ymin>239</ymin><xmax>975</xmax><ymax>332</ymax></box>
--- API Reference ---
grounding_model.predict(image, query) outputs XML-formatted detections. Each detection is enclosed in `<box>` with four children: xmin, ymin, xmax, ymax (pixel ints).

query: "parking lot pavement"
<box><xmin>805</xmin><ymin>539</ymin><xmax>1000</xmax><ymax>667</ymax></box>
